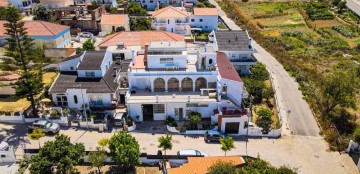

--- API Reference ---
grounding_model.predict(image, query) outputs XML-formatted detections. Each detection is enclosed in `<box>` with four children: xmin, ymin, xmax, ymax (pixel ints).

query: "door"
<box><xmin>112</xmin><ymin>26</ymin><xmax>115</xmax><ymax>32</ymax></box>
<box><xmin>179</xmin><ymin>108</ymin><xmax>184</xmax><ymax>120</ymax></box>
<box><xmin>225</xmin><ymin>122</ymin><xmax>240</xmax><ymax>134</ymax></box>
<box><xmin>119</xmin><ymin>94</ymin><xmax>125</xmax><ymax>104</ymax></box>
<box><xmin>142</xmin><ymin>104</ymin><xmax>153</xmax><ymax>121</ymax></box>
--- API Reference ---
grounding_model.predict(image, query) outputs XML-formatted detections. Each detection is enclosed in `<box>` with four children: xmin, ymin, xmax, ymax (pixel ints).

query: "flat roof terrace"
<box><xmin>126</xmin><ymin>90</ymin><xmax>217</xmax><ymax>104</ymax></box>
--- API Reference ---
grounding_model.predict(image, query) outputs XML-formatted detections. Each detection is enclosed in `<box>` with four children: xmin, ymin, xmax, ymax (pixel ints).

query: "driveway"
<box><xmin>209</xmin><ymin>0</ymin><xmax>320</xmax><ymax>136</ymax></box>
<box><xmin>3</xmin><ymin>125</ymin><xmax>354</xmax><ymax>174</ymax></box>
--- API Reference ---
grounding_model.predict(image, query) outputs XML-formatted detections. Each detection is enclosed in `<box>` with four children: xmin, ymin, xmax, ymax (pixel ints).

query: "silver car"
<box><xmin>29</xmin><ymin>120</ymin><xmax>60</xmax><ymax>134</ymax></box>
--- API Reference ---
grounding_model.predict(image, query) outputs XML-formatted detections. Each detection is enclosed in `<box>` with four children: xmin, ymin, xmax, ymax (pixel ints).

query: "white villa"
<box><xmin>49</xmin><ymin>51</ymin><xmax>130</xmax><ymax>114</ymax></box>
<box><xmin>130</xmin><ymin>0</ymin><xmax>197</xmax><ymax>11</ymax></box>
<box><xmin>125</xmin><ymin>41</ymin><xmax>251</xmax><ymax>134</ymax></box>
<box><xmin>151</xmin><ymin>6</ymin><xmax>218</xmax><ymax>35</ymax></box>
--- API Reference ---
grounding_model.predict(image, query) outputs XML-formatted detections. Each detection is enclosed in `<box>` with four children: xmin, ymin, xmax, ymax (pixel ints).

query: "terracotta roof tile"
<box><xmin>0</xmin><ymin>0</ymin><xmax>9</xmax><ymax>7</ymax></box>
<box><xmin>167</xmin><ymin>156</ymin><xmax>244</xmax><ymax>174</ymax></box>
<box><xmin>193</xmin><ymin>8</ymin><xmax>218</xmax><ymax>16</ymax></box>
<box><xmin>99</xmin><ymin>31</ymin><xmax>184</xmax><ymax>47</ymax></box>
<box><xmin>0</xmin><ymin>20</ymin><xmax>69</xmax><ymax>37</ymax></box>
<box><xmin>101</xmin><ymin>14</ymin><xmax>128</xmax><ymax>25</ymax></box>
<box><xmin>152</xmin><ymin>6</ymin><xmax>188</xmax><ymax>18</ymax></box>
<box><xmin>217</xmin><ymin>52</ymin><xmax>242</xmax><ymax>82</ymax></box>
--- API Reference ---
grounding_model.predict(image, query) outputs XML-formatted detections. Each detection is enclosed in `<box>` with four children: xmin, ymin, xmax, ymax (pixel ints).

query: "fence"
<box><xmin>268</xmin><ymin>70</ymin><xmax>282</xmax><ymax>127</ymax></box>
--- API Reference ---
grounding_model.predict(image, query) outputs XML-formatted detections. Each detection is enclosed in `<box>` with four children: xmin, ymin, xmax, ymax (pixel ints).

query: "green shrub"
<box><xmin>126</xmin><ymin>117</ymin><xmax>134</xmax><ymax>126</ymax></box>
<box><xmin>165</xmin><ymin>116</ymin><xmax>177</xmax><ymax>127</ymax></box>
<box><xmin>188</xmin><ymin>111</ymin><xmax>201</xmax><ymax>123</ymax></box>
<box><xmin>332</xmin><ymin>25</ymin><xmax>356</xmax><ymax>38</ymax></box>
<box><xmin>306</xmin><ymin>2</ymin><xmax>334</xmax><ymax>20</ymax></box>
<box><xmin>353</xmin><ymin>127</ymin><xmax>360</xmax><ymax>144</ymax></box>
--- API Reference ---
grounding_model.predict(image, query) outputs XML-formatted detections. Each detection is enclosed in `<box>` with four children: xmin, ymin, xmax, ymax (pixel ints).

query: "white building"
<box><xmin>126</xmin><ymin>41</ymin><xmax>251</xmax><ymax>134</ymax></box>
<box><xmin>347</xmin><ymin>0</ymin><xmax>360</xmax><ymax>16</ymax></box>
<box><xmin>129</xmin><ymin>0</ymin><xmax>197</xmax><ymax>11</ymax></box>
<box><xmin>151</xmin><ymin>6</ymin><xmax>218</xmax><ymax>35</ymax></box>
<box><xmin>189</xmin><ymin>8</ymin><xmax>218</xmax><ymax>31</ymax></box>
<box><xmin>49</xmin><ymin>51</ymin><xmax>130</xmax><ymax>113</ymax></box>
<box><xmin>209</xmin><ymin>30</ymin><xmax>257</xmax><ymax>74</ymax></box>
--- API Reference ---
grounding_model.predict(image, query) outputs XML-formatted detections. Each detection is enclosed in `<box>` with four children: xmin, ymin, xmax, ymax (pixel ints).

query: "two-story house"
<box><xmin>49</xmin><ymin>51</ymin><xmax>130</xmax><ymax>114</ymax></box>
<box><xmin>151</xmin><ymin>6</ymin><xmax>218</xmax><ymax>35</ymax></box>
<box><xmin>209</xmin><ymin>30</ymin><xmax>257</xmax><ymax>74</ymax></box>
<box><xmin>129</xmin><ymin>0</ymin><xmax>197</xmax><ymax>11</ymax></box>
<box><xmin>125</xmin><ymin>41</ymin><xmax>250</xmax><ymax>134</ymax></box>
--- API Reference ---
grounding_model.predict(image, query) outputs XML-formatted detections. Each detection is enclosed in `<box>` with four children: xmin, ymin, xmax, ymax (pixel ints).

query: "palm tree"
<box><xmin>158</xmin><ymin>134</ymin><xmax>173</xmax><ymax>156</ymax></box>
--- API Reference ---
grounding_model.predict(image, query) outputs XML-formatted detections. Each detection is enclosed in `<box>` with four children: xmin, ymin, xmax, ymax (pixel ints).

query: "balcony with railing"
<box><xmin>230</xmin><ymin>55</ymin><xmax>257</xmax><ymax>63</ymax></box>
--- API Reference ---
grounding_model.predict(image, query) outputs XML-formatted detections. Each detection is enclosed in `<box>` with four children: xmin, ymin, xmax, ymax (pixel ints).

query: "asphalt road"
<box><xmin>210</xmin><ymin>0</ymin><xmax>320</xmax><ymax>136</ymax></box>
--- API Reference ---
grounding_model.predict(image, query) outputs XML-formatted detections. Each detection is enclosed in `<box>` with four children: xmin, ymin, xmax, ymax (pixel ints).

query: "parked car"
<box><xmin>177</xmin><ymin>149</ymin><xmax>208</xmax><ymax>157</ymax></box>
<box><xmin>28</xmin><ymin>120</ymin><xmax>60</xmax><ymax>134</ymax></box>
<box><xmin>114</xmin><ymin>112</ymin><xmax>125</xmax><ymax>127</ymax></box>
<box><xmin>204</xmin><ymin>130</ymin><xmax>227</xmax><ymax>143</ymax></box>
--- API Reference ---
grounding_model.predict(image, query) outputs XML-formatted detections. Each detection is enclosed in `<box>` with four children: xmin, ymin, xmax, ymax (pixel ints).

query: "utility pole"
<box><xmin>246</xmin><ymin>95</ymin><xmax>253</xmax><ymax>156</ymax></box>
<box><xmin>75</xmin><ymin>84</ymin><xmax>88</xmax><ymax>130</ymax></box>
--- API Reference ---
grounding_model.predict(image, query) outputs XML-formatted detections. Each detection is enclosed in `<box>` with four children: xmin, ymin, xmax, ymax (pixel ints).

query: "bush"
<box><xmin>49</xmin><ymin>109</ymin><xmax>60</xmax><ymax>119</ymax></box>
<box><xmin>188</xmin><ymin>111</ymin><xmax>202</xmax><ymax>123</ymax></box>
<box><xmin>126</xmin><ymin>117</ymin><xmax>134</xmax><ymax>127</ymax></box>
<box><xmin>306</xmin><ymin>2</ymin><xmax>334</xmax><ymax>20</ymax></box>
<box><xmin>255</xmin><ymin>108</ymin><xmax>273</xmax><ymax>133</ymax></box>
<box><xmin>353</xmin><ymin>128</ymin><xmax>360</xmax><ymax>144</ymax></box>
<box><xmin>165</xmin><ymin>116</ymin><xmax>177</xmax><ymax>127</ymax></box>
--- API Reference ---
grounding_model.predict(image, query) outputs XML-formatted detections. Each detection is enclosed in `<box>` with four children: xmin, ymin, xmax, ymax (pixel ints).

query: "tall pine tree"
<box><xmin>4</xmin><ymin>6</ymin><xmax>44</xmax><ymax>116</ymax></box>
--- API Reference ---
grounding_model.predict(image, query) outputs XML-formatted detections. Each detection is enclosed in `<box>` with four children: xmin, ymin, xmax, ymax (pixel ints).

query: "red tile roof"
<box><xmin>167</xmin><ymin>156</ymin><xmax>244</xmax><ymax>174</ymax></box>
<box><xmin>193</xmin><ymin>8</ymin><xmax>218</xmax><ymax>16</ymax></box>
<box><xmin>101</xmin><ymin>14</ymin><xmax>128</xmax><ymax>25</ymax></box>
<box><xmin>0</xmin><ymin>0</ymin><xmax>9</xmax><ymax>7</ymax></box>
<box><xmin>152</xmin><ymin>6</ymin><xmax>188</xmax><ymax>18</ymax></box>
<box><xmin>99</xmin><ymin>31</ymin><xmax>184</xmax><ymax>47</ymax></box>
<box><xmin>217</xmin><ymin>52</ymin><xmax>242</xmax><ymax>82</ymax></box>
<box><xmin>0</xmin><ymin>20</ymin><xmax>69</xmax><ymax>37</ymax></box>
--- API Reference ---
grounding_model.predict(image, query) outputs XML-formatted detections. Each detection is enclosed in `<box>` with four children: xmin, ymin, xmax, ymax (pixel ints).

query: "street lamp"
<box><xmin>245</xmin><ymin>95</ymin><xmax>254</xmax><ymax>156</ymax></box>
<box><xmin>331</xmin><ymin>124</ymin><xmax>342</xmax><ymax>154</ymax></box>
<box><xmin>74</xmin><ymin>84</ymin><xmax>89</xmax><ymax>130</ymax></box>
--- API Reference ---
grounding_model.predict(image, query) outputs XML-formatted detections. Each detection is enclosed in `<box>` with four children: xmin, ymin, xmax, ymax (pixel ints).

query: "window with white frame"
<box><xmin>85</xmin><ymin>71</ymin><xmax>95</xmax><ymax>77</ymax></box>
<box><xmin>56</xmin><ymin>95</ymin><xmax>68</xmax><ymax>106</ymax></box>
<box><xmin>153</xmin><ymin>104</ymin><xmax>165</xmax><ymax>113</ymax></box>
<box><xmin>90</xmin><ymin>95</ymin><xmax>103</xmax><ymax>106</ymax></box>
<box><xmin>160</xmin><ymin>58</ymin><xmax>174</xmax><ymax>64</ymax></box>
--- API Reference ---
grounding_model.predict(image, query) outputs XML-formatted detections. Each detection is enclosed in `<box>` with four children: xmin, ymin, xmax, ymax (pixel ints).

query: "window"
<box><xmin>160</xmin><ymin>58</ymin><xmax>174</xmax><ymax>64</ymax></box>
<box><xmin>56</xmin><ymin>95</ymin><xmax>68</xmax><ymax>106</ymax></box>
<box><xmin>199</xmin><ymin>19</ymin><xmax>203</xmax><ymax>22</ymax></box>
<box><xmin>70</xmin><ymin>67</ymin><xmax>74</xmax><ymax>70</ymax></box>
<box><xmin>205</xmin><ymin>26</ymin><xmax>208</xmax><ymax>29</ymax></box>
<box><xmin>244</xmin><ymin>121</ymin><xmax>248</xmax><ymax>129</ymax></box>
<box><xmin>153</xmin><ymin>104</ymin><xmax>165</xmax><ymax>113</ymax></box>
<box><xmin>73</xmin><ymin>95</ymin><xmax>78</xmax><ymax>104</ymax></box>
<box><xmin>232</xmin><ymin>54</ymin><xmax>235</xmax><ymax>57</ymax></box>
<box><xmin>200</xmin><ymin>26</ymin><xmax>203</xmax><ymax>28</ymax></box>
<box><xmin>168</xmin><ymin>19</ymin><xmax>169</xmax><ymax>24</ymax></box>
<box><xmin>0</xmin><ymin>154</ymin><xmax>6</xmax><ymax>158</ymax></box>
<box><xmin>208</xmin><ymin>59</ymin><xmax>213</xmax><ymax>64</ymax></box>
<box><xmin>181</xmin><ymin>77</ymin><xmax>193</xmax><ymax>92</ymax></box>
<box><xmin>150</xmin><ymin>0</ymin><xmax>153</xmax><ymax>2</ymax></box>
<box><xmin>85</xmin><ymin>72</ymin><xmax>95</xmax><ymax>77</ymax></box>
<box><xmin>154</xmin><ymin>78</ymin><xmax>165</xmax><ymax>92</ymax></box>
<box><xmin>90</xmin><ymin>95</ymin><xmax>103</xmax><ymax>106</ymax></box>
<box><xmin>186</xmin><ymin>103</ymin><xmax>198</xmax><ymax>107</ymax></box>
<box><xmin>142</xmin><ymin>0</ymin><xmax>145</xmax><ymax>2</ymax></box>
<box><xmin>195</xmin><ymin>77</ymin><xmax>207</xmax><ymax>91</ymax></box>
<box><xmin>191</xmin><ymin>19</ymin><xmax>194</xmax><ymax>22</ymax></box>
<box><xmin>168</xmin><ymin>78</ymin><xmax>179</xmax><ymax>92</ymax></box>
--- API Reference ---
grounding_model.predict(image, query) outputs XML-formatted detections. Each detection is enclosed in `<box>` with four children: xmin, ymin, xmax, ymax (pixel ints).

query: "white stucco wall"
<box><xmin>220</xmin><ymin>116</ymin><xmax>248</xmax><ymax>135</ymax></box>
<box><xmin>190</xmin><ymin>15</ymin><xmax>218</xmax><ymax>32</ymax></box>
<box><xmin>58</xmin><ymin>53</ymin><xmax>85</xmax><ymax>71</ymax></box>
<box><xmin>147</xmin><ymin>54</ymin><xmax>188</xmax><ymax>69</ymax></box>
<box><xmin>77</xmin><ymin>70</ymin><xmax>103</xmax><ymax>78</ymax></box>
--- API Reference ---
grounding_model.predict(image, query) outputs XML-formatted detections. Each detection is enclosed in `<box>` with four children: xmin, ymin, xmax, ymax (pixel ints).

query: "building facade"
<box><xmin>0</xmin><ymin>21</ymin><xmax>71</xmax><ymax>48</ymax></box>
<box><xmin>40</xmin><ymin>0</ymin><xmax>74</xmax><ymax>9</ymax></box>
<box><xmin>100</xmin><ymin>14</ymin><xmax>130</xmax><ymax>34</ymax></box>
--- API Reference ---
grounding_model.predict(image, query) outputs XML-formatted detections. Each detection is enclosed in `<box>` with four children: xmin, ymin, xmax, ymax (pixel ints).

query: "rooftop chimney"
<box><xmin>168</xmin><ymin>41</ymin><xmax>171</xmax><ymax>46</ymax></box>
<box><xmin>248</xmin><ymin>38</ymin><xmax>252</xmax><ymax>49</ymax></box>
<box><xmin>131</xmin><ymin>49</ymin><xmax>136</xmax><ymax>65</ymax></box>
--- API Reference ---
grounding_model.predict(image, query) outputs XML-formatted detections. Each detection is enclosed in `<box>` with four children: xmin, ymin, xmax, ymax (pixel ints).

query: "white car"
<box><xmin>177</xmin><ymin>149</ymin><xmax>208</xmax><ymax>157</ymax></box>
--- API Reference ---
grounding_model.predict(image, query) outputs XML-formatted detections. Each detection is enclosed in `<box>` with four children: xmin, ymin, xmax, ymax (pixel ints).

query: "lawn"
<box><xmin>0</xmin><ymin>72</ymin><xmax>57</xmax><ymax>113</ymax></box>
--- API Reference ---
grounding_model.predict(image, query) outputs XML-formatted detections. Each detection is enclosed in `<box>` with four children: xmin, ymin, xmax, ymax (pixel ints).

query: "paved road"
<box><xmin>210</xmin><ymin>0</ymin><xmax>320</xmax><ymax>136</ymax></box>
<box><xmin>2</xmin><ymin>124</ymin><xmax>354</xmax><ymax>174</ymax></box>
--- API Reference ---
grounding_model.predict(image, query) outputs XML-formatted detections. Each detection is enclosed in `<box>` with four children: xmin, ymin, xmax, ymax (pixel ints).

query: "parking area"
<box><xmin>0</xmin><ymin>123</ymin><xmax>358</xmax><ymax>174</ymax></box>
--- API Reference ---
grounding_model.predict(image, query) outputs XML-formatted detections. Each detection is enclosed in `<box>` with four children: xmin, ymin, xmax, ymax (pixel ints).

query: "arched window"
<box><xmin>181</xmin><ymin>77</ymin><xmax>193</xmax><ymax>92</ymax></box>
<box><xmin>168</xmin><ymin>78</ymin><xmax>179</xmax><ymax>92</ymax></box>
<box><xmin>73</xmin><ymin>95</ymin><xmax>78</xmax><ymax>104</ymax></box>
<box><xmin>195</xmin><ymin>77</ymin><xmax>207</xmax><ymax>91</ymax></box>
<box><xmin>208</xmin><ymin>59</ymin><xmax>213</xmax><ymax>65</ymax></box>
<box><xmin>154</xmin><ymin>78</ymin><xmax>165</xmax><ymax>92</ymax></box>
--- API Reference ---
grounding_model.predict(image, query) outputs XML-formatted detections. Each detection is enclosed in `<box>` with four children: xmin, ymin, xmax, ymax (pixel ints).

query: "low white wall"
<box><xmin>248</xmin><ymin>127</ymin><xmax>281</xmax><ymax>137</ymax></box>
<box><xmin>128</xmin><ymin>123</ymin><xmax>136</xmax><ymax>132</ymax></box>
<box><xmin>185</xmin><ymin>130</ymin><xmax>207</xmax><ymax>135</ymax></box>
<box><xmin>0</xmin><ymin>115</ymin><xmax>24</xmax><ymax>123</ymax></box>
<box><xmin>167</xmin><ymin>125</ymin><xmax>180</xmax><ymax>133</ymax></box>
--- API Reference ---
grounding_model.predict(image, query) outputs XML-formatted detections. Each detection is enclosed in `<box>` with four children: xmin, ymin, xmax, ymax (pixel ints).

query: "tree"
<box><xmin>33</xmin><ymin>4</ymin><xmax>53</xmax><ymax>21</ymax></box>
<box><xmin>82</xmin><ymin>38</ymin><xmax>95</xmax><ymax>50</ymax></box>
<box><xmin>125</xmin><ymin>2</ymin><xmax>148</xmax><ymax>15</ymax></box>
<box><xmin>188</xmin><ymin>111</ymin><xmax>201</xmax><ymax>124</ymax></box>
<box><xmin>208</xmin><ymin>161</ymin><xmax>237</xmax><ymax>174</ymax></box>
<box><xmin>256</xmin><ymin>108</ymin><xmax>273</xmax><ymax>133</ymax></box>
<box><xmin>28</xmin><ymin>128</ymin><xmax>45</xmax><ymax>148</ymax></box>
<box><xmin>322</xmin><ymin>62</ymin><xmax>359</xmax><ymax>116</ymax></box>
<box><xmin>250</xmin><ymin>62</ymin><xmax>269</xmax><ymax>81</ymax></box>
<box><xmin>220</xmin><ymin>137</ymin><xmax>235</xmax><ymax>156</ymax></box>
<box><xmin>88</xmin><ymin>147</ymin><xmax>107</xmax><ymax>174</ymax></box>
<box><xmin>29</xmin><ymin>134</ymin><xmax>85</xmax><ymax>174</ymax></box>
<box><xmin>110</xmin><ymin>7</ymin><xmax>118</xmax><ymax>14</ymax></box>
<box><xmin>130</xmin><ymin>18</ymin><xmax>151</xmax><ymax>31</ymax></box>
<box><xmin>353</xmin><ymin>128</ymin><xmax>360</xmax><ymax>144</ymax></box>
<box><xmin>158</xmin><ymin>134</ymin><xmax>172</xmax><ymax>155</ymax></box>
<box><xmin>263</xmin><ymin>86</ymin><xmax>275</xmax><ymax>105</ymax></box>
<box><xmin>91</xmin><ymin>1</ymin><xmax>100</xmax><ymax>9</ymax></box>
<box><xmin>108</xmin><ymin>132</ymin><xmax>141</xmax><ymax>171</ymax></box>
<box><xmin>0</xmin><ymin>7</ymin><xmax>7</xmax><ymax>20</ymax></box>
<box><xmin>4</xmin><ymin>6</ymin><xmax>44</xmax><ymax>116</ymax></box>
<box><xmin>243</xmin><ymin>78</ymin><xmax>265</xmax><ymax>103</ymax></box>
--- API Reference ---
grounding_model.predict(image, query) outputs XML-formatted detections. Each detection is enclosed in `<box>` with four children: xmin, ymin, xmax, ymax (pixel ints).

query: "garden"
<box><xmin>218</xmin><ymin>0</ymin><xmax>360</xmax><ymax>150</ymax></box>
<box><xmin>165</xmin><ymin>111</ymin><xmax>215</xmax><ymax>133</ymax></box>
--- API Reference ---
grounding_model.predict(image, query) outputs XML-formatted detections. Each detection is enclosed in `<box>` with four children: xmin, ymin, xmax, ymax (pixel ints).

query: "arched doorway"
<box><xmin>154</xmin><ymin>78</ymin><xmax>165</xmax><ymax>92</ymax></box>
<box><xmin>195</xmin><ymin>77</ymin><xmax>207</xmax><ymax>91</ymax></box>
<box><xmin>181</xmin><ymin>77</ymin><xmax>193</xmax><ymax>92</ymax></box>
<box><xmin>168</xmin><ymin>78</ymin><xmax>179</xmax><ymax>92</ymax></box>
